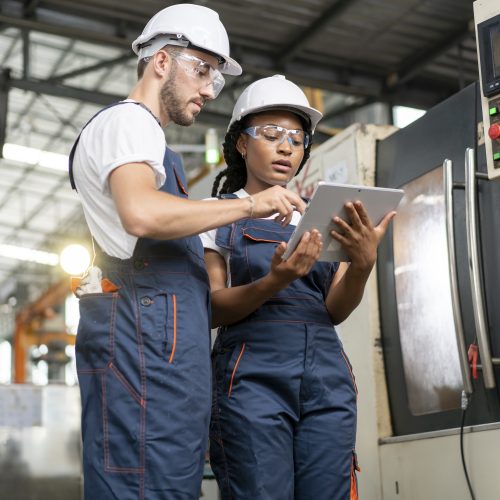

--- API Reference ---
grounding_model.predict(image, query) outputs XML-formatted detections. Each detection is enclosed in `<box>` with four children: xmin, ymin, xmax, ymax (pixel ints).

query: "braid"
<box><xmin>211</xmin><ymin>112</ymin><xmax>315</xmax><ymax>197</ymax></box>
<box><xmin>295</xmin><ymin>115</ymin><xmax>313</xmax><ymax>177</ymax></box>
<box><xmin>212</xmin><ymin>120</ymin><xmax>248</xmax><ymax>197</ymax></box>
<box><xmin>211</xmin><ymin>168</ymin><xmax>228</xmax><ymax>197</ymax></box>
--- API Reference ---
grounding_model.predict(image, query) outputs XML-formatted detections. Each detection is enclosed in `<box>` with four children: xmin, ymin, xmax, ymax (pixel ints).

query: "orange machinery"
<box><xmin>13</xmin><ymin>278</ymin><xmax>74</xmax><ymax>383</ymax></box>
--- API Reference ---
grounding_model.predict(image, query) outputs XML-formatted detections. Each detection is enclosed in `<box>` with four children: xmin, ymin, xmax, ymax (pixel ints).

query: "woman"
<box><xmin>201</xmin><ymin>75</ymin><xmax>395</xmax><ymax>500</ymax></box>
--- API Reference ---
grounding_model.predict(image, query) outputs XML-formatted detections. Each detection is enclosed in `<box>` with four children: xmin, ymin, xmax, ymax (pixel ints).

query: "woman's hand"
<box><xmin>267</xmin><ymin>229</ymin><xmax>323</xmax><ymax>286</ymax></box>
<box><xmin>207</xmin><ymin>230</ymin><xmax>322</xmax><ymax>327</ymax></box>
<box><xmin>324</xmin><ymin>202</ymin><xmax>395</xmax><ymax>324</ymax></box>
<box><xmin>331</xmin><ymin>201</ymin><xmax>395</xmax><ymax>272</ymax></box>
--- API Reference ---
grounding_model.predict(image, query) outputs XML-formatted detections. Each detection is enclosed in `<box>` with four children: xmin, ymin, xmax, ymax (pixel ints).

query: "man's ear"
<box><xmin>151</xmin><ymin>49</ymin><xmax>171</xmax><ymax>78</ymax></box>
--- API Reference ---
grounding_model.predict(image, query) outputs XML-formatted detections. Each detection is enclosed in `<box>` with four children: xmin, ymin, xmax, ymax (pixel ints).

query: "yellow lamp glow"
<box><xmin>60</xmin><ymin>244</ymin><xmax>90</xmax><ymax>275</ymax></box>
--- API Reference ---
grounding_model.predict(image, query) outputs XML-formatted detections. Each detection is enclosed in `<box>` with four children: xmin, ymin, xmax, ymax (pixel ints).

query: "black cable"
<box><xmin>460</xmin><ymin>394</ymin><xmax>476</xmax><ymax>500</ymax></box>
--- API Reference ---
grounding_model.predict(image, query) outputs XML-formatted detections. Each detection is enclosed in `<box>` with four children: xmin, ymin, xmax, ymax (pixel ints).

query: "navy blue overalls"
<box><xmin>69</xmin><ymin>102</ymin><xmax>211</xmax><ymax>500</ymax></box>
<box><xmin>209</xmin><ymin>196</ymin><xmax>359</xmax><ymax>500</ymax></box>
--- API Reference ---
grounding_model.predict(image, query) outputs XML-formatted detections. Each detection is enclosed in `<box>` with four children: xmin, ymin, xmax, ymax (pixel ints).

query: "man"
<box><xmin>69</xmin><ymin>4</ymin><xmax>306</xmax><ymax>500</ymax></box>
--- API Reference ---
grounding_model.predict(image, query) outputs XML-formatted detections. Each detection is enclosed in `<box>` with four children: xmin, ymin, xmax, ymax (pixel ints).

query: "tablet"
<box><xmin>282</xmin><ymin>181</ymin><xmax>404</xmax><ymax>262</ymax></box>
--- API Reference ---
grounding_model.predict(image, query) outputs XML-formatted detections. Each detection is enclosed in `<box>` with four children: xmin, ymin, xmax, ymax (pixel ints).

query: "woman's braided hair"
<box><xmin>211</xmin><ymin>111</ymin><xmax>314</xmax><ymax>197</ymax></box>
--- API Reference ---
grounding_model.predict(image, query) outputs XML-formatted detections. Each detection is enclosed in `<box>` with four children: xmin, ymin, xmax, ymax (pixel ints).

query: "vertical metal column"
<box><xmin>0</xmin><ymin>68</ymin><xmax>10</xmax><ymax>158</ymax></box>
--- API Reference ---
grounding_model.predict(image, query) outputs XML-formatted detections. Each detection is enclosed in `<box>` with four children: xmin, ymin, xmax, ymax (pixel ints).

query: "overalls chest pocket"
<box><xmin>232</xmin><ymin>224</ymin><xmax>293</xmax><ymax>285</ymax></box>
<box><xmin>165</xmin><ymin>155</ymin><xmax>206</xmax><ymax>264</ymax></box>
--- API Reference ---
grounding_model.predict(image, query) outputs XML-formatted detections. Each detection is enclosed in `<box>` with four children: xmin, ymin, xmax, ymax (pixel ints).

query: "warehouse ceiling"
<box><xmin>0</xmin><ymin>0</ymin><xmax>479</xmax><ymax>304</ymax></box>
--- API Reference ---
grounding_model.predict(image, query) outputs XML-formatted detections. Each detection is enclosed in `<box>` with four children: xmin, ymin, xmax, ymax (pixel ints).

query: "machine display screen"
<box><xmin>478</xmin><ymin>15</ymin><xmax>500</xmax><ymax>96</ymax></box>
<box><xmin>492</xmin><ymin>28</ymin><xmax>500</xmax><ymax>78</ymax></box>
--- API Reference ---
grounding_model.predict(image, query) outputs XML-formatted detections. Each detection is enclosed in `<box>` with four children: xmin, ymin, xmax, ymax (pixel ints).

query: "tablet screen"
<box><xmin>282</xmin><ymin>181</ymin><xmax>404</xmax><ymax>261</ymax></box>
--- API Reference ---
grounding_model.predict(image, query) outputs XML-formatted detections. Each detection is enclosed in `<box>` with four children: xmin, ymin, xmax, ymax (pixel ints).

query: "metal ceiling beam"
<box><xmin>1</xmin><ymin>10</ymin><xmax>470</xmax><ymax>106</ymax></box>
<box><xmin>7</xmin><ymin>76</ymin><xmax>236</xmax><ymax>127</ymax></box>
<box><xmin>0</xmin><ymin>36</ymin><xmax>19</xmax><ymax>66</ymax></box>
<box><xmin>241</xmin><ymin>60</ymin><xmax>380</xmax><ymax>98</ymax></box>
<box><xmin>0</xmin><ymin>69</ymin><xmax>9</xmax><ymax>158</ymax></box>
<box><xmin>22</xmin><ymin>28</ymin><xmax>30</xmax><ymax>78</ymax></box>
<box><xmin>3</xmin><ymin>9</ymin><xmax>373</xmax><ymax>98</ymax></box>
<box><xmin>8</xmin><ymin>69</ymin><xmax>456</xmax><ymax>129</ymax></box>
<box><xmin>22</xmin><ymin>0</ymin><xmax>42</xmax><ymax>18</ymax></box>
<box><xmin>48</xmin><ymin>53</ymin><xmax>133</xmax><ymax>83</ymax></box>
<box><xmin>277</xmin><ymin>0</ymin><xmax>354</xmax><ymax>66</ymax></box>
<box><xmin>0</xmin><ymin>14</ymin><xmax>130</xmax><ymax>48</ymax></box>
<box><xmin>386</xmin><ymin>21</ymin><xmax>474</xmax><ymax>88</ymax></box>
<box><xmin>11</xmin><ymin>77</ymin><xmax>123</xmax><ymax>105</ymax></box>
<box><xmin>37</xmin><ymin>0</ymin><xmax>148</xmax><ymax>25</ymax></box>
<box><xmin>0</xmin><ymin>44</ymin><xmax>85</xmax><ymax>214</ymax></box>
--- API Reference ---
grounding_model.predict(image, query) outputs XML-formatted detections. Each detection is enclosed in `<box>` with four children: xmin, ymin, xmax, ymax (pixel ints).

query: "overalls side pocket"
<box><xmin>77</xmin><ymin>291</ymin><xmax>144</xmax><ymax>472</ymax></box>
<box><xmin>137</xmin><ymin>288</ymin><xmax>177</xmax><ymax>364</ymax></box>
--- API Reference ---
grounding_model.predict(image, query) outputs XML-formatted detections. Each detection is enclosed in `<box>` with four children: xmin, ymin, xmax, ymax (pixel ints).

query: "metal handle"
<box><xmin>465</xmin><ymin>147</ymin><xmax>496</xmax><ymax>389</ymax></box>
<box><xmin>444</xmin><ymin>159</ymin><xmax>473</xmax><ymax>394</ymax></box>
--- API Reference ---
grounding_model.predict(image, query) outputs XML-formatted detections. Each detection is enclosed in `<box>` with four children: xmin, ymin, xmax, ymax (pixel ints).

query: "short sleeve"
<box><xmin>200</xmin><ymin>228</ymin><xmax>219</xmax><ymax>251</ymax></box>
<box><xmin>84</xmin><ymin>103</ymin><xmax>167</xmax><ymax>194</ymax></box>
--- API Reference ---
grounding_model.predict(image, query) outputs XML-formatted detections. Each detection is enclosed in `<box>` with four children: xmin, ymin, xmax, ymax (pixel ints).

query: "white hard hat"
<box><xmin>229</xmin><ymin>75</ymin><xmax>323</xmax><ymax>131</ymax></box>
<box><xmin>131</xmin><ymin>4</ymin><xmax>242</xmax><ymax>76</ymax></box>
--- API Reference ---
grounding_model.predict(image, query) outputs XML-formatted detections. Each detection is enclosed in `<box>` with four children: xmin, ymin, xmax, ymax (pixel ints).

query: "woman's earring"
<box><xmin>241</xmin><ymin>152</ymin><xmax>247</xmax><ymax>160</ymax></box>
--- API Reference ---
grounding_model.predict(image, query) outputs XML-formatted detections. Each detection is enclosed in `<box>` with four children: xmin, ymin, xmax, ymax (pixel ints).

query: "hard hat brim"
<box><xmin>230</xmin><ymin>103</ymin><xmax>323</xmax><ymax>132</ymax></box>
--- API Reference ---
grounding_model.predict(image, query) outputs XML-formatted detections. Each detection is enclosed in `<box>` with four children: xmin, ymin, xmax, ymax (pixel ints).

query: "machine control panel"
<box><xmin>474</xmin><ymin>0</ymin><xmax>500</xmax><ymax>179</ymax></box>
<box><xmin>486</xmin><ymin>96</ymin><xmax>500</xmax><ymax>165</ymax></box>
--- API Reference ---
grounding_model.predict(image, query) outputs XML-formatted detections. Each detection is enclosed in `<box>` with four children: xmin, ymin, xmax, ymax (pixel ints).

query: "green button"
<box><xmin>493</xmin><ymin>152</ymin><xmax>500</xmax><ymax>161</ymax></box>
<box><xmin>491</xmin><ymin>107</ymin><xmax>498</xmax><ymax>115</ymax></box>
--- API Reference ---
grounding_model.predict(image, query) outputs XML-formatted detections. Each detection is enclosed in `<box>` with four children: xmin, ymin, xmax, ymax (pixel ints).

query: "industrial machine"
<box><xmin>288</xmin><ymin>1</ymin><xmax>500</xmax><ymax>498</ymax></box>
<box><xmin>475</xmin><ymin>0</ymin><xmax>500</xmax><ymax>179</ymax></box>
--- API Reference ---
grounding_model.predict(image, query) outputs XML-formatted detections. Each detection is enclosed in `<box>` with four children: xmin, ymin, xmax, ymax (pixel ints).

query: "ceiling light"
<box><xmin>0</xmin><ymin>243</ymin><xmax>59</xmax><ymax>266</ymax></box>
<box><xmin>2</xmin><ymin>143</ymin><xmax>69</xmax><ymax>172</ymax></box>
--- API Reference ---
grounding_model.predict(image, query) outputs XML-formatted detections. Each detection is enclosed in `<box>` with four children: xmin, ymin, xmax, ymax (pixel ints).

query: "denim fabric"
<box><xmin>210</xmin><ymin>201</ymin><xmax>358</xmax><ymax>500</ymax></box>
<box><xmin>75</xmin><ymin>131</ymin><xmax>211</xmax><ymax>500</ymax></box>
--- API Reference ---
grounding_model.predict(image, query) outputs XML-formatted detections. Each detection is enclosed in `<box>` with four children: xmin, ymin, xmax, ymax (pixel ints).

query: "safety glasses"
<box><xmin>172</xmin><ymin>52</ymin><xmax>225</xmax><ymax>98</ymax></box>
<box><xmin>244</xmin><ymin>125</ymin><xmax>310</xmax><ymax>149</ymax></box>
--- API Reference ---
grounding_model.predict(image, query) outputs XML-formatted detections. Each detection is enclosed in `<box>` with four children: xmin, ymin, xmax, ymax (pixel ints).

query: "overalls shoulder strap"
<box><xmin>214</xmin><ymin>193</ymin><xmax>239</xmax><ymax>249</ymax></box>
<box><xmin>163</xmin><ymin>146</ymin><xmax>189</xmax><ymax>196</ymax></box>
<box><xmin>68</xmin><ymin>101</ymin><xmax>161</xmax><ymax>191</ymax></box>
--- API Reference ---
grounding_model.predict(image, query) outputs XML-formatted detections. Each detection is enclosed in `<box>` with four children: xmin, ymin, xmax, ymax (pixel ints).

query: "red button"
<box><xmin>488</xmin><ymin>123</ymin><xmax>500</xmax><ymax>140</ymax></box>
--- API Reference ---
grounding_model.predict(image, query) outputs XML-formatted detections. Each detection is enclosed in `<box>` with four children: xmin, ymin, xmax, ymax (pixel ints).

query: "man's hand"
<box><xmin>251</xmin><ymin>186</ymin><xmax>307</xmax><ymax>226</ymax></box>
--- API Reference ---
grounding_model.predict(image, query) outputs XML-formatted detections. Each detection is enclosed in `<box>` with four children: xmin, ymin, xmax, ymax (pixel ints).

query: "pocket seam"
<box><xmin>76</xmin><ymin>292</ymin><xmax>119</xmax><ymax>372</ymax></box>
<box><xmin>102</xmin><ymin>366</ymin><xmax>144</xmax><ymax>473</ymax></box>
<box><xmin>243</xmin><ymin>234</ymin><xmax>282</xmax><ymax>244</ymax></box>
<box><xmin>341</xmin><ymin>350</ymin><xmax>358</xmax><ymax>396</ymax></box>
<box><xmin>108</xmin><ymin>362</ymin><xmax>145</xmax><ymax>407</ymax></box>
<box><xmin>228</xmin><ymin>343</ymin><xmax>246</xmax><ymax>398</ymax></box>
<box><xmin>168</xmin><ymin>294</ymin><xmax>177</xmax><ymax>364</ymax></box>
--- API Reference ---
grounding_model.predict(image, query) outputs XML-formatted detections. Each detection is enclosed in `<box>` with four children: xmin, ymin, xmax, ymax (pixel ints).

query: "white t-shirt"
<box><xmin>200</xmin><ymin>189</ymin><xmax>301</xmax><ymax>272</ymax></box>
<box><xmin>72</xmin><ymin>100</ymin><xmax>167</xmax><ymax>258</ymax></box>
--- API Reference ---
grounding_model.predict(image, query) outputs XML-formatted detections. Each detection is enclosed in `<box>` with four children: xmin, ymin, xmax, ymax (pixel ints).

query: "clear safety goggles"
<box><xmin>172</xmin><ymin>52</ymin><xmax>225</xmax><ymax>98</ymax></box>
<box><xmin>244</xmin><ymin>125</ymin><xmax>310</xmax><ymax>149</ymax></box>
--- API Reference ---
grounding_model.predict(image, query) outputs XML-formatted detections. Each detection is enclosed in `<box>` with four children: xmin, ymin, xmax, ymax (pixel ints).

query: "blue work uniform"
<box><xmin>69</xmin><ymin>102</ymin><xmax>211</xmax><ymax>500</ymax></box>
<box><xmin>209</xmin><ymin>197</ymin><xmax>359</xmax><ymax>500</ymax></box>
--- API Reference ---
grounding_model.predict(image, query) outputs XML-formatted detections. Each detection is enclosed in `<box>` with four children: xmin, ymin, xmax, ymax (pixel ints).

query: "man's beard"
<box><xmin>160</xmin><ymin>65</ymin><xmax>198</xmax><ymax>127</ymax></box>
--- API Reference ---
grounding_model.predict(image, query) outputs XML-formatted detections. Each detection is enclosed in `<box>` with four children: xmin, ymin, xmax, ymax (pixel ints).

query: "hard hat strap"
<box><xmin>137</xmin><ymin>34</ymin><xmax>189</xmax><ymax>60</ymax></box>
